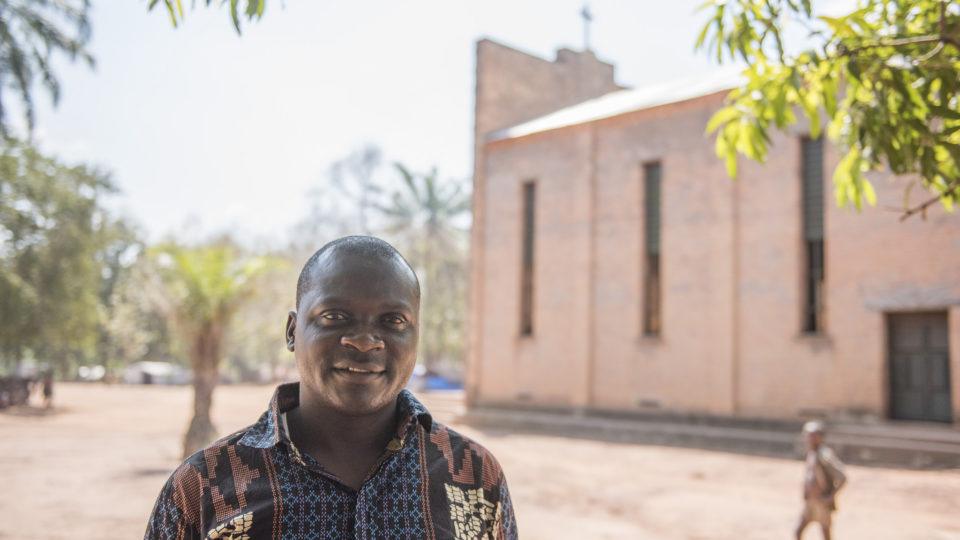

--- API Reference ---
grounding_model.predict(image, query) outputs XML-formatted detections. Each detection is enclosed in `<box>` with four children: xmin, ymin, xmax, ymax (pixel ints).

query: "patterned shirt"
<box><xmin>144</xmin><ymin>383</ymin><xmax>517</xmax><ymax>540</ymax></box>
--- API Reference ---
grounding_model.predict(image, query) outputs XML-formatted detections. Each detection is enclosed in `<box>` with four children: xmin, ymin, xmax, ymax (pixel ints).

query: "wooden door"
<box><xmin>888</xmin><ymin>312</ymin><xmax>952</xmax><ymax>423</ymax></box>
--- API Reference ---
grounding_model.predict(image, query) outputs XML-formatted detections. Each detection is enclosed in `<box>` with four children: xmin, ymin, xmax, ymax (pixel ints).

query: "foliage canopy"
<box><xmin>150</xmin><ymin>241</ymin><xmax>274</xmax><ymax>335</ymax></box>
<box><xmin>698</xmin><ymin>0</ymin><xmax>960</xmax><ymax>218</ymax></box>
<box><xmin>378</xmin><ymin>164</ymin><xmax>471</xmax><ymax>371</ymax></box>
<box><xmin>0</xmin><ymin>140</ymin><xmax>119</xmax><ymax>368</ymax></box>
<box><xmin>148</xmin><ymin>0</ymin><xmax>267</xmax><ymax>34</ymax></box>
<box><xmin>0</xmin><ymin>0</ymin><xmax>94</xmax><ymax>136</ymax></box>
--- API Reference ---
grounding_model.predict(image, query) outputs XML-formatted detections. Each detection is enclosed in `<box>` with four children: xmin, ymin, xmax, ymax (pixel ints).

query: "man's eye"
<box><xmin>321</xmin><ymin>312</ymin><xmax>347</xmax><ymax>321</ymax></box>
<box><xmin>383</xmin><ymin>315</ymin><xmax>406</xmax><ymax>326</ymax></box>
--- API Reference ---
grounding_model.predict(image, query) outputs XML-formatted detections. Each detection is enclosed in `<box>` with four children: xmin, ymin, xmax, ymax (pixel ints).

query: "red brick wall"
<box><xmin>468</xmin><ymin>39</ymin><xmax>622</xmax><ymax>406</ymax></box>
<box><xmin>471</xmin><ymin>69</ymin><xmax>960</xmax><ymax>421</ymax></box>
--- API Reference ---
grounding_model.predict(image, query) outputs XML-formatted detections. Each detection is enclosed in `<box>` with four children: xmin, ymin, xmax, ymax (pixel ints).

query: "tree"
<box><xmin>329</xmin><ymin>144</ymin><xmax>385</xmax><ymax>235</ymax></box>
<box><xmin>98</xmin><ymin>250</ymin><xmax>177</xmax><ymax>379</ymax></box>
<box><xmin>148</xmin><ymin>0</ymin><xmax>267</xmax><ymax>34</ymax></box>
<box><xmin>697</xmin><ymin>0</ymin><xmax>960</xmax><ymax>219</ymax></box>
<box><xmin>287</xmin><ymin>146</ymin><xmax>386</xmax><ymax>264</ymax></box>
<box><xmin>0</xmin><ymin>140</ymin><xmax>115</xmax><ymax>372</ymax></box>
<box><xmin>377</xmin><ymin>164</ymin><xmax>471</xmax><ymax>373</ymax></box>
<box><xmin>0</xmin><ymin>0</ymin><xmax>94</xmax><ymax>136</ymax></box>
<box><xmin>150</xmin><ymin>240</ymin><xmax>273</xmax><ymax>457</ymax></box>
<box><xmin>223</xmin><ymin>248</ymin><xmax>296</xmax><ymax>384</ymax></box>
<box><xmin>0</xmin><ymin>0</ymin><xmax>263</xmax><ymax>137</ymax></box>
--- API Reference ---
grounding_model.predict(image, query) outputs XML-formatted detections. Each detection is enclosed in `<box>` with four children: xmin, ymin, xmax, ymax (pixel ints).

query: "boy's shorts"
<box><xmin>801</xmin><ymin>498</ymin><xmax>833</xmax><ymax>527</ymax></box>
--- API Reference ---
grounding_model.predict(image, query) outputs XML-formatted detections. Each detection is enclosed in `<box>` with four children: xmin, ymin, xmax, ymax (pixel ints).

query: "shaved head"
<box><xmin>296</xmin><ymin>236</ymin><xmax>419</xmax><ymax>310</ymax></box>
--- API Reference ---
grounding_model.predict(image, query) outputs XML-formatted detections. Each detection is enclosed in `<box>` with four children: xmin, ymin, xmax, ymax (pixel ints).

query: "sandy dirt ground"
<box><xmin>2</xmin><ymin>383</ymin><xmax>959</xmax><ymax>540</ymax></box>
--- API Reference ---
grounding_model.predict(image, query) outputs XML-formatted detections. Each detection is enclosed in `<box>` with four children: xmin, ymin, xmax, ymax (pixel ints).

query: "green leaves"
<box><xmin>696</xmin><ymin>0</ymin><xmax>786</xmax><ymax>65</ymax></box>
<box><xmin>697</xmin><ymin>0</ymin><xmax>960</xmax><ymax>217</ymax></box>
<box><xmin>230</xmin><ymin>0</ymin><xmax>240</xmax><ymax>33</ymax></box>
<box><xmin>148</xmin><ymin>0</ymin><xmax>267</xmax><ymax>34</ymax></box>
<box><xmin>0</xmin><ymin>0</ymin><xmax>94</xmax><ymax>137</ymax></box>
<box><xmin>834</xmin><ymin>147</ymin><xmax>876</xmax><ymax>209</ymax></box>
<box><xmin>705</xmin><ymin>106</ymin><xmax>741</xmax><ymax>133</ymax></box>
<box><xmin>818</xmin><ymin>15</ymin><xmax>854</xmax><ymax>38</ymax></box>
<box><xmin>0</xmin><ymin>140</ymin><xmax>120</xmax><ymax>367</ymax></box>
<box><xmin>150</xmin><ymin>242</ymin><xmax>278</xmax><ymax>332</ymax></box>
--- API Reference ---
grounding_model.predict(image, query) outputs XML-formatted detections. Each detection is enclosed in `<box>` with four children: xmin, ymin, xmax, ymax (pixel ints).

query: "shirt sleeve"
<box><xmin>144</xmin><ymin>464</ymin><xmax>204</xmax><ymax>540</ymax></box>
<box><xmin>495</xmin><ymin>473</ymin><xmax>518</xmax><ymax>540</ymax></box>
<box><xmin>819</xmin><ymin>447</ymin><xmax>847</xmax><ymax>493</ymax></box>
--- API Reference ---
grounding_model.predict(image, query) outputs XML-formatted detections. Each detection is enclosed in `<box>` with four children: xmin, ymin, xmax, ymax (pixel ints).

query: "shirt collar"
<box><xmin>238</xmin><ymin>382</ymin><xmax>433</xmax><ymax>449</ymax></box>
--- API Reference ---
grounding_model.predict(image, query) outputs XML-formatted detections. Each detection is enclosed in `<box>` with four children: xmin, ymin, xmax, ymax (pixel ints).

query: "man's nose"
<box><xmin>340</xmin><ymin>331</ymin><xmax>385</xmax><ymax>353</ymax></box>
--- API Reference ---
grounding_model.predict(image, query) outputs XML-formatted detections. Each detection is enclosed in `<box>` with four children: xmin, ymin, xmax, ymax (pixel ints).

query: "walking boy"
<box><xmin>796</xmin><ymin>421</ymin><xmax>847</xmax><ymax>540</ymax></box>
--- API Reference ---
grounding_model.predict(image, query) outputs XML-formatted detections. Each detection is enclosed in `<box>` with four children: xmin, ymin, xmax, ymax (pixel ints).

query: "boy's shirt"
<box><xmin>804</xmin><ymin>445</ymin><xmax>847</xmax><ymax>509</ymax></box>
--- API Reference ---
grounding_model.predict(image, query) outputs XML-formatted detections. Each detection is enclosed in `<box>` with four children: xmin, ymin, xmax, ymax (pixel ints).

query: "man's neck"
<box><xmin>288</xmin><ymin>393</ymin><xmax>399</xmax><ymax>458</ymax></box>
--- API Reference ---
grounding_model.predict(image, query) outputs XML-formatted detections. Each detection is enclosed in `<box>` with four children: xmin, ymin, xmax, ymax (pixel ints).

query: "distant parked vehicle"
<box><xmin>122</xmin><ymin>361</ymin><xmax>190</xmax><ymax>385</ymax></box>
<box><xmin>406</xmin><ymin>364</ymin><xmax>463</xmax><ymax>392</ymax></box>
<box><xmin>77</xmin><ymin>365</ymin><xmax>106</xmax><ymax>382</ymax></box>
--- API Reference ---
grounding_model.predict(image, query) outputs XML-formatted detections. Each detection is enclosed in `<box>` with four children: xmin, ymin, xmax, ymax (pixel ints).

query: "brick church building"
<box><xmin>466</xmin><ymin>39</ymin><xmax>960</xmax><ymax>425</ymax></box>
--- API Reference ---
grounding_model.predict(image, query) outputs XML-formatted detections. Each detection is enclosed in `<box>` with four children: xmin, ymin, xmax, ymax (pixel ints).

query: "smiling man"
<box><xmin>145</xmin><ymin>236</ymin><xmax>517</xmax><ymax>539</ymax></box>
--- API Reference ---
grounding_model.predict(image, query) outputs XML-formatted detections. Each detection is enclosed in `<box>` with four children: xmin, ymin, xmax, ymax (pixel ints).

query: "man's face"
<box><xmin>287</xmin><ymin>250</ymin><xmax>419</xmax><ymax>416</ymax></box>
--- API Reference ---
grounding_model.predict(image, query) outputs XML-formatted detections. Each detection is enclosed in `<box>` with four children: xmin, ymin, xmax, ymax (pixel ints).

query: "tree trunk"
<box><xmin>182</xmin><ymin>321</ymin><xmax>222</xmax><ymax>458</ymax></box>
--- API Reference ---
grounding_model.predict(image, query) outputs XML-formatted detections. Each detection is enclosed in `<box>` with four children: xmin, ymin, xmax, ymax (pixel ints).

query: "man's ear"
<box><xmin>285</xmin><ymin>311</ymin><xmax>297</xmax><ymax>351</ymax></box>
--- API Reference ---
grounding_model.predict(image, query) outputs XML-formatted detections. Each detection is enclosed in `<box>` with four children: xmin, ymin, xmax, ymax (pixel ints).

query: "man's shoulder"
<box><xmin>159</xmin><ymin>426</ymin><xmax>266</xmax><ymax>507</ymax></box>
<box><xmin>175</xmin><ymin>424</ymin><xmax>264</xmax><ymax>477</ymax></box>
<box><xmin>419</xmin><ymin>420</ymin><xmax>507</xmax><ymax>486</ymax></box>
<box><xmin>425</xmin><ymin>420</ymin><xmax>498</xmax><ymax>454</ymax></box>
<box><xmin>149</xmin><ymin>425</ymin><xmax>273</xmax><ymax>536</ymax></box>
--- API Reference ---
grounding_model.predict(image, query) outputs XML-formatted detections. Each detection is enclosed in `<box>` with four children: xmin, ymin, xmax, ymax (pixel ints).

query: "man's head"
<box><xmin>802</xmin><ymin>420</ymin><xmax>825</xmax><ymax>450</ymax></box>
<box><xmin>286</xmin><ymin>236</ymin><xmax>420</xmax><ymax>416</ymax></box>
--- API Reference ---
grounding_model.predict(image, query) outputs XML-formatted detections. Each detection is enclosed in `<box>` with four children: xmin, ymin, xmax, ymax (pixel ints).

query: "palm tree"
<box><xmin>328</xmin><ymin>144</ymin><xmax>384</xmax><ymax>234</ymax></box>
<box><xmin>0</xmin><ymin>0</ymin><xmax>94</xmax><ymax>136</ymax></box>
<box><xmin>377</xmin><ymin>164</ymin><xmax>471</xmax><ymax>372</ymax></box>
<box><xmin>151</xmin><ymin>241</ymin><xmax>273</xmax><ymax>457</ymax></box>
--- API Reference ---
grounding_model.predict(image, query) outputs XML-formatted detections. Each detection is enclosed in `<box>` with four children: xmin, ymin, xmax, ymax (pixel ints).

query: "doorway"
<box><xmin>888</xmin><ymin>312</ymin><xmax>952</xmax><ymax>423</ymax></box>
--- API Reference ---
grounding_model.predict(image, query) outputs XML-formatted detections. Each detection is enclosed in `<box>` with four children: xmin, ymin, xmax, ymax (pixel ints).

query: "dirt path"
<box><xmin>2</xmin><ymin>383</ymin><xmax>959</xmax><ymax>539</ymax></box>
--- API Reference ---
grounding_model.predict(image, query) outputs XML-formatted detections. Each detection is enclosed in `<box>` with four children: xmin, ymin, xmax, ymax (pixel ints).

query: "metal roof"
<box><xmin>487</xmin><ymin>69</ymin><xmax>743</xmax><ymax>142</ymax></box>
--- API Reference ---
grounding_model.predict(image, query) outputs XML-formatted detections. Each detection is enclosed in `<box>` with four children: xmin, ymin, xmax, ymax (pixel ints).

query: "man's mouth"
<box><xmin>332</xmin><ymin>365</ymin><xmax>386</xmax><ymax>378</ymax></box>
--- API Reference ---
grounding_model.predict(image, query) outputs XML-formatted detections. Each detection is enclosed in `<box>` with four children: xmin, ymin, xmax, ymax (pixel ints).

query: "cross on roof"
<box><xmin>581</xmin><ymin>3</ymin><xmax>593</xmax><ymax>51</ymax></box>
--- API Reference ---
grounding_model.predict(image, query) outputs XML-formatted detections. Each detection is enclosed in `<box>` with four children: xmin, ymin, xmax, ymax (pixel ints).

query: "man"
<box><xmin>145</xmin><ymin>236</ymin><xmax>517</xmax><ymax>539</ymax></box>
<box><xmin>41</xmin><ymin>369</ymin><xmax>54</xmax><ymax>409</ymax></box>
<box><xmin>796</xmin><ymin>421</ymin><xmax>847</xmax><ymax>540</ymax></box>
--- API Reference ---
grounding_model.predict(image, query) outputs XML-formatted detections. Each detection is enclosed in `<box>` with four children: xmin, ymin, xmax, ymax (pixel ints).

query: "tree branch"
<box><xmin>914</xmin><ymin>41</ymin><xmax>944</xmax><ymax>63</ymax></box>
<box><xmin>900</xmin><ymin>192</ymin><xmax>944</xmax><ymax>220</ymax></box>
<box><xmin>937</xmin><ymin>0</ymin><xmax>960</xmax><ymax>51</ymax></box>
<box><xmin>900</xmin><ymin>177</ymin><xmax>960</xmax><ymax>221</ymax></box>
<box><xmin>839</xmin><ymin>34</ymin><xmax>943</xmax><ymax>55</ymax></box>
<box><xmin>940</xmin><ymin>0</ymin><xmax>946</xmax><ymax>37</ymax></box>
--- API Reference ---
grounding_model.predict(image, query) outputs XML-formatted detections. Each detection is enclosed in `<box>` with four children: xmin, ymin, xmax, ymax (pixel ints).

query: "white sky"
<box><xmin>35</xmin><ymin>0</ymin><xmax>731</xmax><ymax>243</ymax></box>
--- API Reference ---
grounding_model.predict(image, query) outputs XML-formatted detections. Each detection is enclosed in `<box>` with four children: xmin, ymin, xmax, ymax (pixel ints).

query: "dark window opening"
<box><xmin>803</xmin><ymin>239</ymin><xmax>824</xmax><ymax>333</ymax></box>
<box><xmin>643</xmin><ymin>162</ymin><xmax>662</xmax><ymax>336</ymax></box>
<box><xmin>520</xmin><ymin>181</ymin><xmax>536</xmax><ymax>336</ymax></box>
<box><xmin>801</xmin><ymin>137</ymin><xmax>825</xmax><ymax>333</ymax></box>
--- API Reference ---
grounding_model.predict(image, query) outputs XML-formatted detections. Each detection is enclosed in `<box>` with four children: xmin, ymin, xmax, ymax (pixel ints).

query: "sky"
<box><xmin>34</xmin><ymin>0</ymin><xmax>736</xmax><ymax>243</ymax></box>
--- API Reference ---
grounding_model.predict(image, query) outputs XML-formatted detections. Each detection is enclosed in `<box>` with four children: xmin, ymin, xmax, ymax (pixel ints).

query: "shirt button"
<box><xmin>387</xmin><ymin>438</ymin><xmax>404</xmax><ymax>451</ymax></box>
